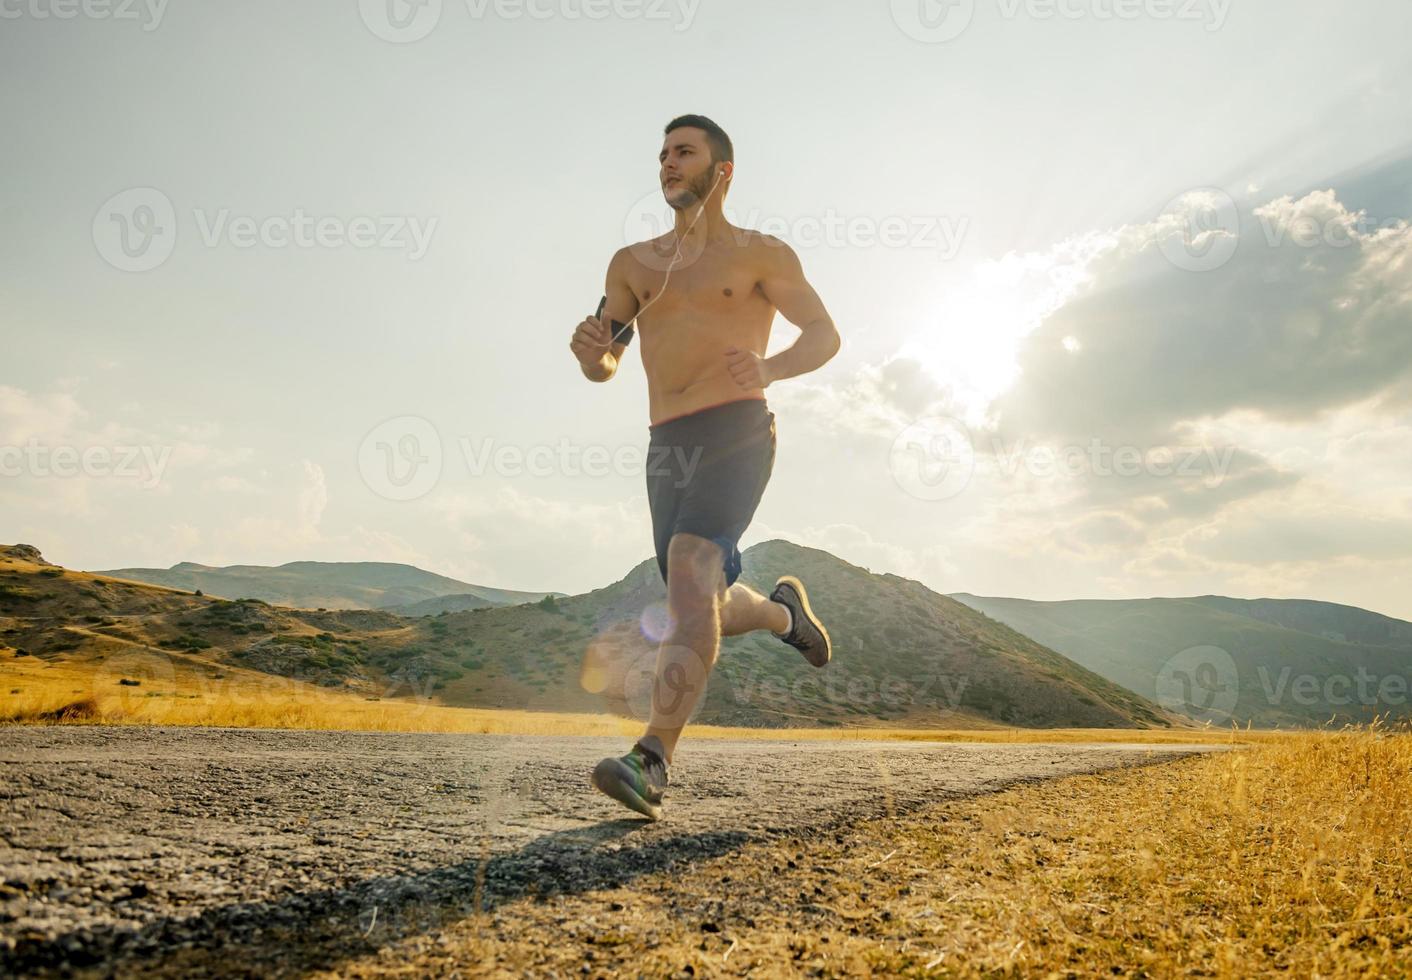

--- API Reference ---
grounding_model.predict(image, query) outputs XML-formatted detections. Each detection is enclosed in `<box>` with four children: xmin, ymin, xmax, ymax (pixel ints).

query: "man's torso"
<box><xmin>625</xmin><ymin>228</ymin><xmax>777</xmax><ymax>425</ymax></box>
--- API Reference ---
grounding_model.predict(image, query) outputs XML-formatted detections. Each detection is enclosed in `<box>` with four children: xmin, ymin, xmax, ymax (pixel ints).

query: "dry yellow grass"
<box><xmin>0</xmin><ymin>653</ymin><xmax>643</xmax><ymax>736</ymax></box>
<box><xmin>1</xmin><ymin>653</ymin><xmax>1241</xmax><ymax>744</ymax></box>
<box><xmin>335</xmin><ymin>723</ymin><xmax>1410</xmax><ymax>977</ymax></box>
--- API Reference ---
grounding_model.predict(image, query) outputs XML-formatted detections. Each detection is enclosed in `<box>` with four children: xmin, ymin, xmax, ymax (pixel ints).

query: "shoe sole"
<box><xmin>591</xmin><ymin>759</ymin><xmax>662</xmax><ymax>821</ymax></box>
<box><xmin>776</xmin><ymin>574</ymin><xmax>831</xmax><ymax>667</ymax></box>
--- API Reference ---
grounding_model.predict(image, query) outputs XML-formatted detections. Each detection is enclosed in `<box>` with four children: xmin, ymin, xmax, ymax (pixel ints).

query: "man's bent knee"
<box><xmin>666</xmin><ymin>533</ymin><xmax>726</xmax><ymax>605</ymax></box>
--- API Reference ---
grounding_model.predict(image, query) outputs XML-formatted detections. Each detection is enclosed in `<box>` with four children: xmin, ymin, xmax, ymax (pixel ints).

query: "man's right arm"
<box><xmin>571</xmin><ymin>248</ymin><xmax>640</xmax><ymax>383</ymax></box>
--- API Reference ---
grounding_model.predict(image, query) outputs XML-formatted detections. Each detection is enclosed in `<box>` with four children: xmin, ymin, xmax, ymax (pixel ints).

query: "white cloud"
<box><xmin>760</xmin><ymin>187</ymin><xmax>1412</xmax><ymax>616</ymax></box>
<box><xmin>771</xmin><ymin>355</ymin><xmax>961</xmax><ymax>442</ymax></box>
<box><xmin>995</xmin><ymin>189</ymin><xmax>1412</xmax><ymax>444</ymax></box>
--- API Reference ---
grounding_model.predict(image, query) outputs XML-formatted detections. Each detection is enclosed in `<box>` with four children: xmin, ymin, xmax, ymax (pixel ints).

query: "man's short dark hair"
<box><xmin>664</xmin><ymin>114</ymin><xmax>734</xmax><ymax>166</ymax></box>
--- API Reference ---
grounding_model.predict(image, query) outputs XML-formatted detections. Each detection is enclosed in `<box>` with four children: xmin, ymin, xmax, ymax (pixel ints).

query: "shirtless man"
<box><xmin>570</xmin><ymin>114</ymin><xmax>840</xmax><ymax>820</ymax></box>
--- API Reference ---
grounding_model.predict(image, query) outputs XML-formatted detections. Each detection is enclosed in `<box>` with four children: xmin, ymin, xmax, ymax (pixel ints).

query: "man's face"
<box><xmin>659</xmin><ymin>127</ymin><xmax>717</xmax><ymax>210</ymax></box>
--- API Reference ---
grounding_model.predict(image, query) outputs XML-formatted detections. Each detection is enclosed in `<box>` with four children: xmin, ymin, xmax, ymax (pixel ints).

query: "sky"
<box><xmin>3</xmin><ymin>0</ymin><xmax>1411</xmax><ymax>619</ymax></box>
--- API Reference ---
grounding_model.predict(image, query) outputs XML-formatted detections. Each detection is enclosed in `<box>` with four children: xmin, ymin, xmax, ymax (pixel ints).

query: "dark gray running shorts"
<box><xmin>646</xmin><ymin>397</ymin><xmax>776</xmax><ymax>588</ymax></box>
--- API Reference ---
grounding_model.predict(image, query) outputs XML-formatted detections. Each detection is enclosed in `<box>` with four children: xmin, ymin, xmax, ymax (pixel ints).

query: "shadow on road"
<box><xmin>4</xmin><ymin>818</ymin><xmax>752</xmax><ymax>978</ymax></box>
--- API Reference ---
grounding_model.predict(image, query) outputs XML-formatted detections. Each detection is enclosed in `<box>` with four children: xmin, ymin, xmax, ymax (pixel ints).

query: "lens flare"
<box><xmin>639</xmin><ymin>601</ymin><xmax>674</xmax><ymax>644</ymax></box>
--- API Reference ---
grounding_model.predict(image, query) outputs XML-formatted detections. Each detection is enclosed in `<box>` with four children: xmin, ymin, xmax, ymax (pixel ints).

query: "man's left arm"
<box><xmin>724</xmin><ymin>238</ymin><xmax>840</xmax><ymax>389</ymax></box>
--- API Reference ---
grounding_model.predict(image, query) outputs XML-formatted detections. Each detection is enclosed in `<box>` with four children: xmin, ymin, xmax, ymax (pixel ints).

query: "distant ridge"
<box><xmin>93</xmin><ymin>559</ymin><xmax>556</xmax><ymax>611</ymax></box>
<box><xmin>951</xmin><ymin>593</ymin><xmax>1412</xmax><ymax>726</ymax></box>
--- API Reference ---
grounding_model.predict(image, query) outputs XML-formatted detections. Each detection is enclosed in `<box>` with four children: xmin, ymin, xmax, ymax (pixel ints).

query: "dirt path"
<box><xmin>0</xmin><ymin>726</ymin><xmax>1223</xmax><ymax>976</ymax></box>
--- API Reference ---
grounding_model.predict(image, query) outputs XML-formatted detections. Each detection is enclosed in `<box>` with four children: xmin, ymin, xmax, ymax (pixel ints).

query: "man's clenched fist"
<box><xmin>724</xmin><ymin>346</ymin><xmax>773</xmax><ymax>389</ymax></box>
<box><xmin>570</xmin><ymin>315</ymin><xmax>610</xmax><ymax>366</ymax></box>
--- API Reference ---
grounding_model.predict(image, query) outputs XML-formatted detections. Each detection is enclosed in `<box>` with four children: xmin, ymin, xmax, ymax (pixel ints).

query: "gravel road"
<box><xmin>0</xmin><ymin>726</ymin><xmax>1222</xmax><ymax>976</ymax></box>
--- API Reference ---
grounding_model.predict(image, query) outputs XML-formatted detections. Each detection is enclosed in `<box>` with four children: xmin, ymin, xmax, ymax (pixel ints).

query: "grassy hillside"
<box><xmin>3</xmin><ymin>542</ymin><xmax>1177</xmax><ymax>730</ymax></box>
<box><xmin>383</xmin><ymin>594</ymin><xmax>502</xmax><ymax>617</ymax></box>
<box><xmin>1192</xmin><ymin>595</ymin><xmax>1412</xmax><ymax>649</ymax></box>
<box><xmin>951</xmin><ymin>593</ymin><xmax>1412</xmax><ymax>727</ymax></box>
<box><xmin>412</xmin><ymin>539</ymin><xmax>1175</xmax><ymax>728</ymax></box>
<box><xmin>91</xmin><ymin>558</ymin><xmax>555</xmax><ymax>611</ymax></box>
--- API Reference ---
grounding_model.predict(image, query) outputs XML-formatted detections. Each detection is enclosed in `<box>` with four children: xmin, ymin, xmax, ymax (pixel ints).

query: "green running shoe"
<box><xmin>591</xmin><ymin>735</ymin><xmax>669</xmax><ymax>821</ymax></box>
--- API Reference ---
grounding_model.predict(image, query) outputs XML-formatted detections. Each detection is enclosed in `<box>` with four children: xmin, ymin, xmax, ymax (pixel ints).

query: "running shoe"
<box><xmin>591</xmin><ymin>735</ymin><xmax>669</xmax><ymax>820</ymax></box>
<box><xmin>770</xmin><ymin>574</ymin><xmax>832</xmax><ymax>667</ymax></box>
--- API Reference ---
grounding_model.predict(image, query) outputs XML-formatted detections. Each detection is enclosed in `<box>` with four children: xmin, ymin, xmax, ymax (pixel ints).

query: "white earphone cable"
<box><xmin>598</xmin><ymin>168</ymin><xmax>727</xmax><ymax>348</ymax></box>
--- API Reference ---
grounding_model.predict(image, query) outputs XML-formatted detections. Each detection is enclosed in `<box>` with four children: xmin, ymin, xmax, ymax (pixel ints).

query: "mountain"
<box><xmin>3</xmin><ymin>542</ymin><xmax>1177</xmax><ymax>730</ymax></box>
<box><xmin>573</xmin><ymin>540</ymin><xmax>1177</xmax><ymax>728</ymax></box>
<box><xmin>91</xmin><ymin>559</ymin><xmax>555</xmax><ymax>612</ymax></box>
<box><xmin>950</xmin><ymin>593</ymin><xmax>1412</xmax><ymax>727</ymax></box>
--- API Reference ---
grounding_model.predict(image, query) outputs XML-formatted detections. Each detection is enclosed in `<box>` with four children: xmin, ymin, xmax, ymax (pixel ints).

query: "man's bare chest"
<box><xmin>627</xmin><ymin>247</ymin><xmax>768</xmax><ymax>323</ymax></box>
